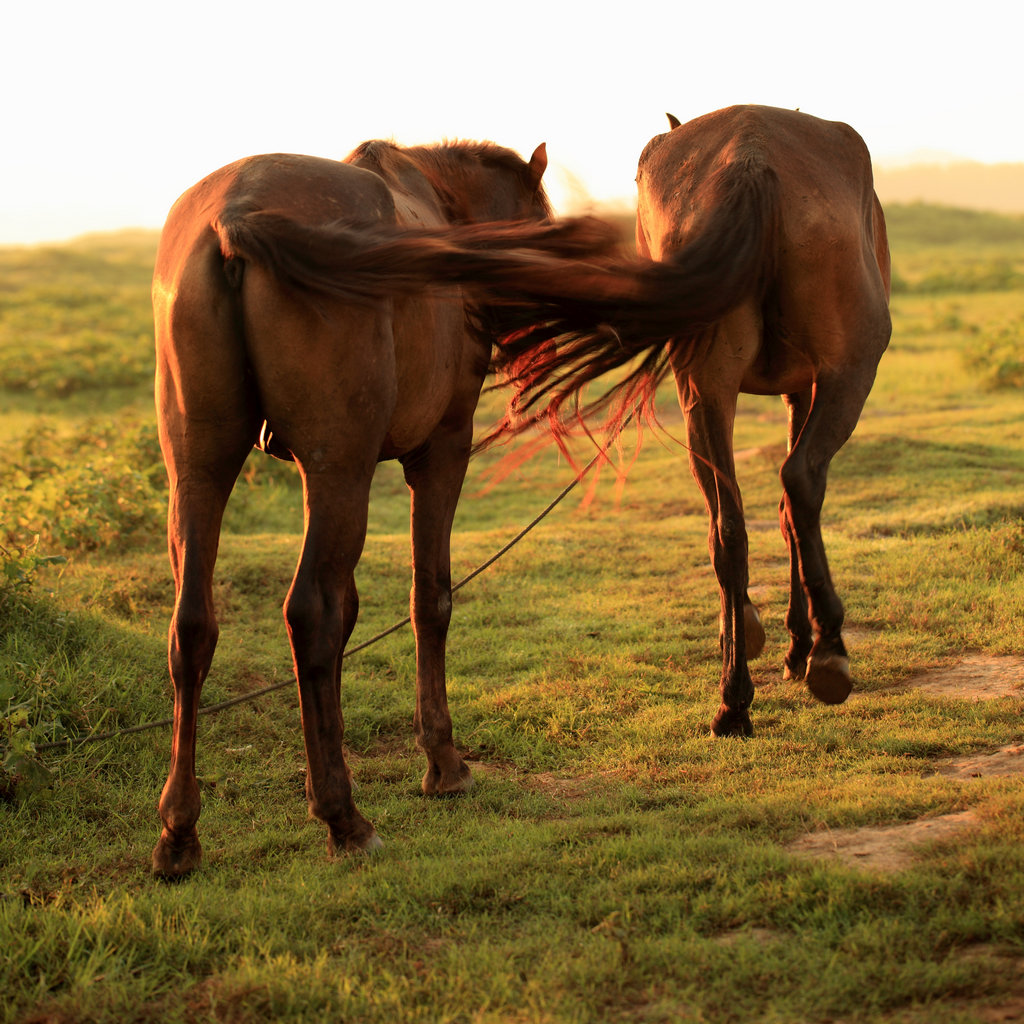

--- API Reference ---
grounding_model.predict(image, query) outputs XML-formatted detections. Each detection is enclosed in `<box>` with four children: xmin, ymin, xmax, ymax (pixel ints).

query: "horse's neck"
<box><xmin>351</xmin><ymin>144</ymin><xmax>508</xmax><ymax>225</ymax></box>
<box><xmin>353</xmin><ymin>147</ymin><xmax>454</xmax><ymax>224</ymax></box>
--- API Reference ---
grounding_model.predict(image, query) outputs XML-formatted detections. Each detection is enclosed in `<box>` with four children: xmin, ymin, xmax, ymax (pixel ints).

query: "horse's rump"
<box><xmin>486</xmin><ymin>143</ymin><xmax>785</xmax><ymax>441</ymax></box>
<box><xmin>486</xmin><ymin>106</ymin><xmax>891</xmax><ymax>446</ymax></box>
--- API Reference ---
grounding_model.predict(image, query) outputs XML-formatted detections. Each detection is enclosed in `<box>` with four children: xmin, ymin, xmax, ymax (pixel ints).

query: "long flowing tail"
<box><xmin>213</xmin><ymin>206</ymin><xmax>625</xmax><ymax>303</ymax></box>
<box><xmin>485</xmin><ymin>153</ymin><xmax>782</xmax><ymax>446</ymax></box>
<box><xmin>213</xmin><ymin>159</ymin><xmax>781</xmax><ymax>450</ymax></box>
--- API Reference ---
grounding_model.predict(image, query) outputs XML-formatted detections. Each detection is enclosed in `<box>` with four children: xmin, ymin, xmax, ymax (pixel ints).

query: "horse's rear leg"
<box><xmin>677</xmin><ymin>382</ymin><xmax>756</xmax><ymax>738</ymax></box>
<box><xmin>401</xmin><ymin>426</ymin><xmax>474</xmax><ymax>795</ymax></box>
<box><xmin>287</xmin><ymin>471</ymin><xmax>382</xmax><ymax>855</ymax></box>
<box><xmin>152</xmin><ymin>430</ymin><xmax>256</xmax><ymax>878</ymax></box>
<box><xmin>779</xmin><ymin>371</ymin><xmax>878</xmax><ymax>705</ymax></box>
<box><xmin>780</xmin><ymin>391</ymin><xmax>814</xmax><ymax>681</ymax></box>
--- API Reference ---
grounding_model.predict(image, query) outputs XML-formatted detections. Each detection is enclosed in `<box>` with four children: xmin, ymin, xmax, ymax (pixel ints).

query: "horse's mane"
<box><xmin>346</xmin><ymin>139</ymin><xmax>554</xmax><ymax>221</ymax></box>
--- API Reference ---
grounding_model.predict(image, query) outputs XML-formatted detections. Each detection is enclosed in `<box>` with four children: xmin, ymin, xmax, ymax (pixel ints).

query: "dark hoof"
<box><xmin>152</xmin><ymin>829</ymin><xmax>202</xmax><ymax>879</ymax></box>
<box><xmin>711</xmin><ymin>704</ymin><xmax>754</xmax><ymax>738</ymax></box>
<box><xmin>806</xmin><ymin>654</ymin><xmax>852</xmax><ymax>705</ymax></box>
<box><xmin>745</xmin><ymin>604</ymin><xmax>766</xmax><ymax>660</ymax></box>
<box><xmin>422</xmin><ymin>758</ymin><xmax>474</xmax><ymax>796</ymax></box>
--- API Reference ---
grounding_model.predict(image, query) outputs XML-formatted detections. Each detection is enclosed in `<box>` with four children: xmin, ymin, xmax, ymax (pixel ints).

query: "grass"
<box><xmin>2</xmin><ymin>206</ymin><xmax>1024</xmax><ymax>1022</ymax></box>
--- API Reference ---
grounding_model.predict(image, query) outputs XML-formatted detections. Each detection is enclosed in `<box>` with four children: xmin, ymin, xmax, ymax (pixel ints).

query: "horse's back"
<box><xmin>638</xmin><ymin>105</ymin><xmax>876</xmax><ymax>256</ymax></box>
<box><xmin>638</xmin><ymin>105</ymin><xmax>890</xmax><ymax>393</ymax></box>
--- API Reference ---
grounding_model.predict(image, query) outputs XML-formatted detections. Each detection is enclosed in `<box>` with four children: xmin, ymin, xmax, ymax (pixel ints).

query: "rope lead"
<box><xmin>36</xmin><ymin>424</ymin><xmax>628</xmax><ymax>753</ymax></box>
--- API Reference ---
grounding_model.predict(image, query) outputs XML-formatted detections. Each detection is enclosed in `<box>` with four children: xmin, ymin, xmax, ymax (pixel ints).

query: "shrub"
<box><xmin>0</xmin><ymin>542</ymin><xmax>67</xmax><ymax>801</ymax></box>
<box><xmin>962</xmin><ymin>317</ymin><xmax>1024</xmax><ymax>390</ymax></box>
<box><xmin>0</xmin><ymin>416</ymin><xmax>166</xmax><ymax>552</ymax></box>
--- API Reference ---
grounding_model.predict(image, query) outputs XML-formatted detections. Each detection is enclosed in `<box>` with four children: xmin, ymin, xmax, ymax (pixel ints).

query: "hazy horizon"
<box><xmin>4</xmin><ymin>155</ymin><xmax>1022</xmax><ymax>250</ymax></box>
<box><xmin>4</xmin><ymin>0</ymin><xmax>1022</xmax><ymax>246</ymax></box>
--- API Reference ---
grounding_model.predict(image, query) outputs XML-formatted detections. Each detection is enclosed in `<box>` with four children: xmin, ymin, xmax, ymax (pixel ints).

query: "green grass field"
<box><xmin>2</xmin><ymin>205</ymin><xmax>1024</xmax><ymax>1023</ymax></box>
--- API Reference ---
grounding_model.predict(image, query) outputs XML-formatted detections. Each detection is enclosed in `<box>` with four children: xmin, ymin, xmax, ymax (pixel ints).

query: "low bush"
<box><xmin>962</xmin><ymin>316</ymin><xmax>1024</xmax><ymax>390</ymax></box>
<box><xmin>0</xmin><ymin>416</ymin><xmax>166</xmax><ymax>551</ymax></box>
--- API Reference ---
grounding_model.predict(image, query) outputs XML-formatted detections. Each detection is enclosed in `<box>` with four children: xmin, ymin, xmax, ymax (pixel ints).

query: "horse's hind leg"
<box><xmin>152</xmin><ymin>349</ymin><xmax>258</xmax><ymax>878</ymax></box>
<box><xmin>676</xmin><ymin>382</ymin><xmax>756</xmax><ymax>738</ymax></box>
<box><xmin>286</xmin><ymin>467</ymin><xmax>383</xmax><ymax>855</ymax></box>
<box><xmin>401</xmin><ymin>424</ymin><xmax>474</xmax><ymax>795</ymax></box>
<box><xmin>779</xmin><ymin>368</ymin><xmax>879</xmax><ymax>705</ymax></box>
<box><xmin>779</xmin><ymin>391</ymin><xmax>814</xmax><ymax>681</ymax></box>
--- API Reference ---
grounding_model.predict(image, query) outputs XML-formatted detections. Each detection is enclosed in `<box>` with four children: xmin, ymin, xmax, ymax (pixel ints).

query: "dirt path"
<box><xmin>782</xmin><ymin>654</ymin><xmax>1024</xmax><ymax>1019</ymax></box>
<box><xmin>788</xmin><ymin>653</ymin><xmax>1024</xmax><ymax>872</ymax></box>
<box><xmin>905</xmin><ymin>654</ymin><xmax>1024</xmax><ymax>701</ymax></box>
<box><xmin>787</xmin><ymin>809</ymin><xmax>980</xmax><ymax>871</ymax></box>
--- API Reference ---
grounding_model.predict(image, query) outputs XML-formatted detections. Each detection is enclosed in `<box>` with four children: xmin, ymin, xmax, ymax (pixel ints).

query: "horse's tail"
<box><xmin>485</xmin><ymin>152</ymin><xmax>782</xmax><ymax>446</ymax></box>
<box><xmin>212</xmin><ymin>207</ymin><xmax>625</xmax><ymax>304</ymax></box>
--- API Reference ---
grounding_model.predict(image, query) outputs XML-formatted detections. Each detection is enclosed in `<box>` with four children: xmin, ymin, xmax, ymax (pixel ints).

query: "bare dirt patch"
<box><xmin>789</xmin><ymin>653</ymin><xmax>1024</xmax><ymax>873</ymax></box>
<box><xmin>787</xmin><ymin>810</ymin><xmax>979</xmax><ymax>872</ymax></box>
<box><xmin>905</xmin><ymin>654</ymin><xmax>1024</xmax><ymax>700</ymax></box>
<box><xmin>934</xmin><ymin>744</ymin><xmax>1024</xmax><ymax>779</ymax></box>
<box><xmin>529</xmin><ymin>769</ymin><xmax>617</xmax><ymax>801</ymax></box>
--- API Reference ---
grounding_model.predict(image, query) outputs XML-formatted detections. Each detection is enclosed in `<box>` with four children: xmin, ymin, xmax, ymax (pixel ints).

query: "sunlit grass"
<box><xmin>3</xmin><ymin>211</ymin><xmax>1024</xmax><ymax>1022</ymax></box>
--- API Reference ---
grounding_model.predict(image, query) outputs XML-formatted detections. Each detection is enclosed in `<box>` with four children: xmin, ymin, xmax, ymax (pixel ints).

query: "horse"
<box><xmin>491</xmin><ymin>105</ymin><xmax>892</xmax><ymax>737</ymax></box>
<box><xmin>150</xmin><ymin>138</ymin><xmax>623</xmax><ymax>877</ymax></box>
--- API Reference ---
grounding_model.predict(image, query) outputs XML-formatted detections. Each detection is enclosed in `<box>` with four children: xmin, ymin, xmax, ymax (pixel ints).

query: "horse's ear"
<box><xmin>666</xmin><ymin>113</ymin><xmax>681</xmax><ymax>130</ymax></box>
<box><xmin>528</xmin><ymin>143</ymin><xmax>547</xmax><ymax>187</ymax></box>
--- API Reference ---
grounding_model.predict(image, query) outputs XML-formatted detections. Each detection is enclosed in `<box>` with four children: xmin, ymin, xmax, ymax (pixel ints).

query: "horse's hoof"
<box><xmin>422</xmin><ymin>759</ymin><xmax>474</xmax><ymax>796</ymax></box>
<box><xmin>806</xmin><ymin>654</ymin><xmax>852</xmax><ymax>705</ymax></box>
<box><xmin>152</xmin><ymin>829</ymin><xmax>202</xmax><ymax>879</ymax></box>
<box><xmin>355</xmin><ymin>831</ymin><xmax>384</xmax><ymax>854</ymax></box>
<box><xmin>745</xmin><ymin>604</ymin><xmax>766</xmax><ymax>660</ymax></box>
<box><xmin>710</xmin><ymin>704</ymin><xmax>754</xmax><ymax>738</ymax></box>
<box><xmin>328</xmin><ymin>827</ymin><xmax>384</xmax><ymax>857</ymax></box>
<box><xmin>783</xmin><ymin>658</ymin><xmax>807</xmax><ymax>682</ymax></box>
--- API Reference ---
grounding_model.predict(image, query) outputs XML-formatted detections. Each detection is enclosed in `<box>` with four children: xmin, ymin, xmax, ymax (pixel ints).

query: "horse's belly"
<box><xmin>740</xmin><ymin>359</ymin><xmax>815</xmax><ymax>397</ymax></box>
<box><xmin>382</xmin><ymin>293</ymin><xmax>477</xmax><ymax>455</ymax></box>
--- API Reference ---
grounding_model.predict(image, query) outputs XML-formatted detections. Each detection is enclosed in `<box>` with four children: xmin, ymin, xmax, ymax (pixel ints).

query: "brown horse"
<box><xmin>493</xmin><ymin>105</ymin><xmax>892</xmax><ymax>737</ymax></box>
<box><xmin>150</xmin><ymin>139</ymin><xmax>623</xmax><ymax>877</ymax></box>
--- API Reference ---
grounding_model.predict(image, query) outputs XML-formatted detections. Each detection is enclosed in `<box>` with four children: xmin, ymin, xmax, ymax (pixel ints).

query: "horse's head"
<box><xmin>421</xmin><ymin>141</ymin><xmax>552</xmax><ymax>226</ymax></box>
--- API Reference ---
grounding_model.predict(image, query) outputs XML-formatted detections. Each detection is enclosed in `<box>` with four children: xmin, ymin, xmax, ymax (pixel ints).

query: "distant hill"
<box><xmin>883</xmin><ymin>203</ymin><xmax>1024</xmax><ymax>247</ymax></box>
<box><xmin>7</xmin><ymin>195</ymin><xmax>1023</xmax><ymax>264</ymax></box>
<box><xmin>873</xmin><ymin>162</ymin><xmax>1024</xmax><ymax>214</ymax></box>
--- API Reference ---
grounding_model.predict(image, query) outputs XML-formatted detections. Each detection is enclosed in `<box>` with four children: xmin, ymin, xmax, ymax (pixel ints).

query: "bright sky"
<box><xmin>3</xmin><ymin>0</ymin><xmax>1022</xmax><ymax>245</ymax></box>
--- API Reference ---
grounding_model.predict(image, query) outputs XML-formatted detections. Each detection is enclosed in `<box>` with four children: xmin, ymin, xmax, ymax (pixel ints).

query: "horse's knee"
<box><xmin>780</xmin><ymin>454</ymin><xmax>827</xmax><ymax>520</ymax></box>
